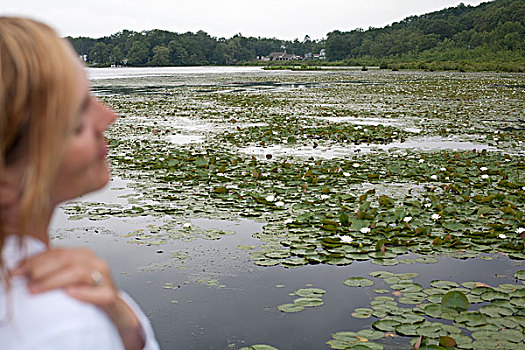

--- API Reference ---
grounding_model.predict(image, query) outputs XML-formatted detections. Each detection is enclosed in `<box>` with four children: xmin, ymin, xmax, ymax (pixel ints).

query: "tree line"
<box><xmin>68</xmin><ymin>30</ymin><xmax>324</xmax><ymax>66</ymax></box>
<box><xmin>68</xmin><ymin>0</ymin><xmax>524</xmax><ymax>69</ymax></box>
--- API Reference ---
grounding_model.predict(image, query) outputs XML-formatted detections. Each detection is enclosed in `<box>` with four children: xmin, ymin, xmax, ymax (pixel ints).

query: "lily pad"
<box><xmin>240</xmin><ymin>345</ymin><xmax>278</xmax><ymax>350</ymax></box>
<box><xmin>514</xmin><ymin>270</ymin><xmax>525</xmax><ymax>281</ymax></box>
<box><xmin>294</xmin><ymin>288</ymin><xmax>326</xmax><ymax>298</ymax></box>
<box><xmin>277</xmin><ymin>303</ymin><xmax>304</xmax><ymax>313</ymax></box>
<box><xmin>352</xmin><ymin>308</ymin><xmax>373</xmax><ymax>319</ymax></box>
<box><xmin>430</xmin><ymin>280</ymin><xmax>460</xmax><ymax>290</ymax></box>
<box><xmin>441</xmin><ymin>291</ymin><xmax>469</xmax><ymax>312</ymax></box>
<box><xmin>454</xmin><ymin>311</ymin><xmax>487</xmax><ymax>327</ymax></box>
<box><xmin>344</xmin><ymin>277</ymin><xmax>374</xmax><ymax>287</ymax></box>
<box><xmin>355</xmin><ymin>329</ymin><xmax>384</xmax><ymax>340</ymax></box>
<box><xmin>372</xmin><ymin>319</ymin><xmax>401</xmax><ymax>332</ymax></box>
<box><xmin>293</xmin><ymin>297</ymin><xmax>324</xmax><ymax>307</ymax></box>
<box><xmin>346</xmin><ymin>343</ymin><xmax>384</xmax><ymax>350</ymax></box>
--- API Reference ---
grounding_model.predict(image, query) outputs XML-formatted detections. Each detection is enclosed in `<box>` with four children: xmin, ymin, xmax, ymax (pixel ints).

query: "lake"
<box><xmin>51</xmin><ymin>67</ymin><xmax>525</xmax><ymax>349</ymax></box>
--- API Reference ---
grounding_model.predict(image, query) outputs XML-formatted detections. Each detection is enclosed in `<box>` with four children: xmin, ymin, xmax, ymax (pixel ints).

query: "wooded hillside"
<box><xmin>325</xmin><ymin>0</ymin><xmax>524</xmax><ymax>71</ymax></box>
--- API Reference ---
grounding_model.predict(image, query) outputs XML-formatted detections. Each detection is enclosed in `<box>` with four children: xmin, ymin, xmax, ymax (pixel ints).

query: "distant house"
<box><xmin>268</xmin><ymin>50</ymin><xmax>301</xmax><ymax>61</ymax></box>
<box><xmin>312</xmin><ymin>49</ymin><xmax>326</xmax><ymax>60</ymax></box>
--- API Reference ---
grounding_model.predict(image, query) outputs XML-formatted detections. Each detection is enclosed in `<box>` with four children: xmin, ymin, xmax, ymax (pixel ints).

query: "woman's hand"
<box><xmin>12</xmin><ymin>247</ymin><xmax>112</xmax><ymax>299</ymax></box>
<box><xmin>11</xmin><ymin>247</ymin><xmax>145</xmax><ymax>350</ymax></box>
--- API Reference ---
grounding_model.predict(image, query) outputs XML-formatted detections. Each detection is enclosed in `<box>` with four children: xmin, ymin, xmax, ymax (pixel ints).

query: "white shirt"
<box><xmin>0</xmin><ymin>235</ymin><xmax>160</xmax><ymax>350</ymax></box>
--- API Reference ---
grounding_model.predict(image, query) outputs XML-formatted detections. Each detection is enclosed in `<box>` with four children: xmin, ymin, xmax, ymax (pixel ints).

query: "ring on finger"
<box><xmin>91</xmin><ymin>270</ymin><xmax>103</xmax><ymax>286</ymax></box>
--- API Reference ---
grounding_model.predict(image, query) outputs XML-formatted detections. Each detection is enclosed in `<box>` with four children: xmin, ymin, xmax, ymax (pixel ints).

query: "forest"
<box><xmin>325</xmin><ymin>0</ymin><xmax>524</xmax><ymax>71</ymax></box>
<box><xmin>70</xmin><ymin>30</ymin><xmax>325</xmax><ymax>66</ymax></box>
<box><xmin>68</xmin><ymin>0</ymin><xmax>524</xmax><ymax>71</ymax></box>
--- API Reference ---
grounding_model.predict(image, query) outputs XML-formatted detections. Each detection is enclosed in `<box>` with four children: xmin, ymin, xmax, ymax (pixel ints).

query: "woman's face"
<box><xmin>50</xmin><ymin>56</ymin><xmax>117</xmax><ymax>205</ymax></box>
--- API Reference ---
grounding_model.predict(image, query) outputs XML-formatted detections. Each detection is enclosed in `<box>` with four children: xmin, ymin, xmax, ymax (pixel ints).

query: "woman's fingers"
<box><xmin>13</xmin><ymin>248</ymin><xmax>95</xmax><ymax>280</ymax></box>
<box><xmin>11</xmin><ymin>248</ymin><xmax>67</xmax><ymax>277</ymax></box>
<box><xmin>12</xmin><ymin>247</ymin><xmax>116</xmax><ymax>296</ymax></box>
<box><xmin>27</xmin><ymin>264</ymin><xmax>96</xmax><ymax>293</ymax></box>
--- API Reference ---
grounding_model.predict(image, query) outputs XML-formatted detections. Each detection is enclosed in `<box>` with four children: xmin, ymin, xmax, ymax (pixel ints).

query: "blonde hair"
<box><xmin>0</xmin><ymin>17</ymin><xmax>79</xmax><ymax>277</ymax></box>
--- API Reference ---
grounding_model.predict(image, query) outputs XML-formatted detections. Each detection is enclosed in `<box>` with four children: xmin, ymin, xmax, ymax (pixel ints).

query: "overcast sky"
<box><xmin>2</xmin><ymin>0</ymin><xmax>488</xmax><ymax>40</ymax></box>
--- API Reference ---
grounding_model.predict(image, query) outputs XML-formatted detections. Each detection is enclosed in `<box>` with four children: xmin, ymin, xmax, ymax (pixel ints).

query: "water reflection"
<box><xmin>315</xmin><ymin>116</ymin><xmax>422</xmax><ymax>133</ymax></box>
<box><xmin>88</xmin><ymin>66</ymin><xmax>265</xmax><ymax>80</ymax></box>
<box><xmin>241</xmin><ymin>137</ymin><xmax>499</xmax><ymax>160</ymax></box>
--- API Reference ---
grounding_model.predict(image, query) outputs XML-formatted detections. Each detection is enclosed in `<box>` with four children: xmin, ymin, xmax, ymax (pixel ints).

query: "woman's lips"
<box><xmin>99</xmin><ymin>144</ymin><xmax>107</xmax><ymax>160</ymax></box>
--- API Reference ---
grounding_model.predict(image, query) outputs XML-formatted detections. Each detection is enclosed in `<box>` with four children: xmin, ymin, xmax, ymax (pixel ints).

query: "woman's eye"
<box><xmin>74</xmin><ymin>119</ymin><xmax>86</xmax><ymax>135</ymax></box>
<box><xmin>74</xmin><ymin>95</ymin><xmax>92</xmax><ymax>134</ymax></box>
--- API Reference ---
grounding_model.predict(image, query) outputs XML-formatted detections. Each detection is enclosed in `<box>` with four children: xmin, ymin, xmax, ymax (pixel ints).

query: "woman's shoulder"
<box><xmin>0</xmin><ymin>234</ymin><xmax>124</xmax><ymax>350</ymax></box>
<box><xmin>1</xmin><ymin>280</ymin><xmax>124</xmax><ymax>349</ymax></box>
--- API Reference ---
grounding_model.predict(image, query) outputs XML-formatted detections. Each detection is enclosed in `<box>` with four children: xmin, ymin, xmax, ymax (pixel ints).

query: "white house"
<box><xmin>268</xmin><ymin>50</ymin><xmax>301</xmax><ymax>61</ymax></box>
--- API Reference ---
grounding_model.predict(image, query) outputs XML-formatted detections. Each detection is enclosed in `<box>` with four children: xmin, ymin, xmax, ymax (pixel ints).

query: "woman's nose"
<box><xmin>94</xmin><ymin>98</ymin><xmax>118</xmax><ymax>132</ymax></box>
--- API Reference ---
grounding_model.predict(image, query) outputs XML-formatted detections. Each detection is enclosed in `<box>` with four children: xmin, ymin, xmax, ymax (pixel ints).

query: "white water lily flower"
<box><xmin>265</xmin><ymin>195</ymin><xmax>275</xmax><ymax>202</ymax></box>
<box><xmin>182</xmin><ymin>223</ymin><xmax>192</xmax><ymax>229</ymax></box>
<box><xmin>340</xmin><ymin>236</ymin><xmax>353</xmax><ymax>244</ymax></box>
<box><xmin>498</xmin><ymin>234</ymin><xmax>507</xmax><ymax>239</ymax></box>
<box><xmin>440</xmin><ymin>167</ymin><xmax>447</xmax><ymax>172</ymax></box>
<box><xmin>352</xmin><ymin>163</ymin><xmax>360</xmax><ymax>168</ymax></box>
<box><xmin>275</xmin><ymin>201</ymin><xmax>285</xmax><ymax>207</ymax></box>
<box><xmin>418</xmin><ymin>159</ymin><xmax>425</xmax><ymax>163</ymax></box>
<box><xmin>403</xmin><ymin>216</ymin><xmax>412</xmax><ymax>223</ymax></box>
<box><xmin>424</xmin><ymin>203</ymin><xmax>432</xmax><ymax>208</ymax></box>
<box><xmin>480</xmin><ymin>166</ymin><xmax>488</xmax><ymax>171</ymax></box>
<box><xmin>430</xmin><ymin>175</ymin><xmax>438</xmax><ymax>180</ymax></box>
<box><xmin>445</xmin><ymin>176</ymin><xmax>450</xmax><ymax>180</ymax></box>
<box><xmin>360</xmin><ymin>227</ymin><xmax>371</xmax><ymax>234</ymax></box>
<box><xmin>481</xmin><ymin>174</ymin><xmax>489</xmax><ymax>180</ymax></box>
<box><xmin>343</xmin><ymin>172</ymin><xmax>351</xmax><ymax>177</ymax></box>
<box><xmin>431</xmin><ymin>214</ymin><xmax>441</xmax><ymax>220</ymax></box>
<box><xmin>516</xmin><ymin>227</ymin><xmax>525</xmax><ymax>234</ymax></box>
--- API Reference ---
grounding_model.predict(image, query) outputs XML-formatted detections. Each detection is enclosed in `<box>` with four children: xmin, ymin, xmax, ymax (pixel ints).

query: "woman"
<box><xmin>0</xmin><ymin>17</ymin><xmax>159</xmax><ymax>349</ymax></box>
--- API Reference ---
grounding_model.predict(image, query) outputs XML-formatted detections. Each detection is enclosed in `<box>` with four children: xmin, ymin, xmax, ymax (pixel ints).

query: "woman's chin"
<box><xmin>90</xmin><ymin>167</ymin><xmax>111</xmax><ymax>193</ymax></box>
<box><xmin>60</xmin><ymin>175</ymin><xmax>111</xmax><ymax>205</ymax></box>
